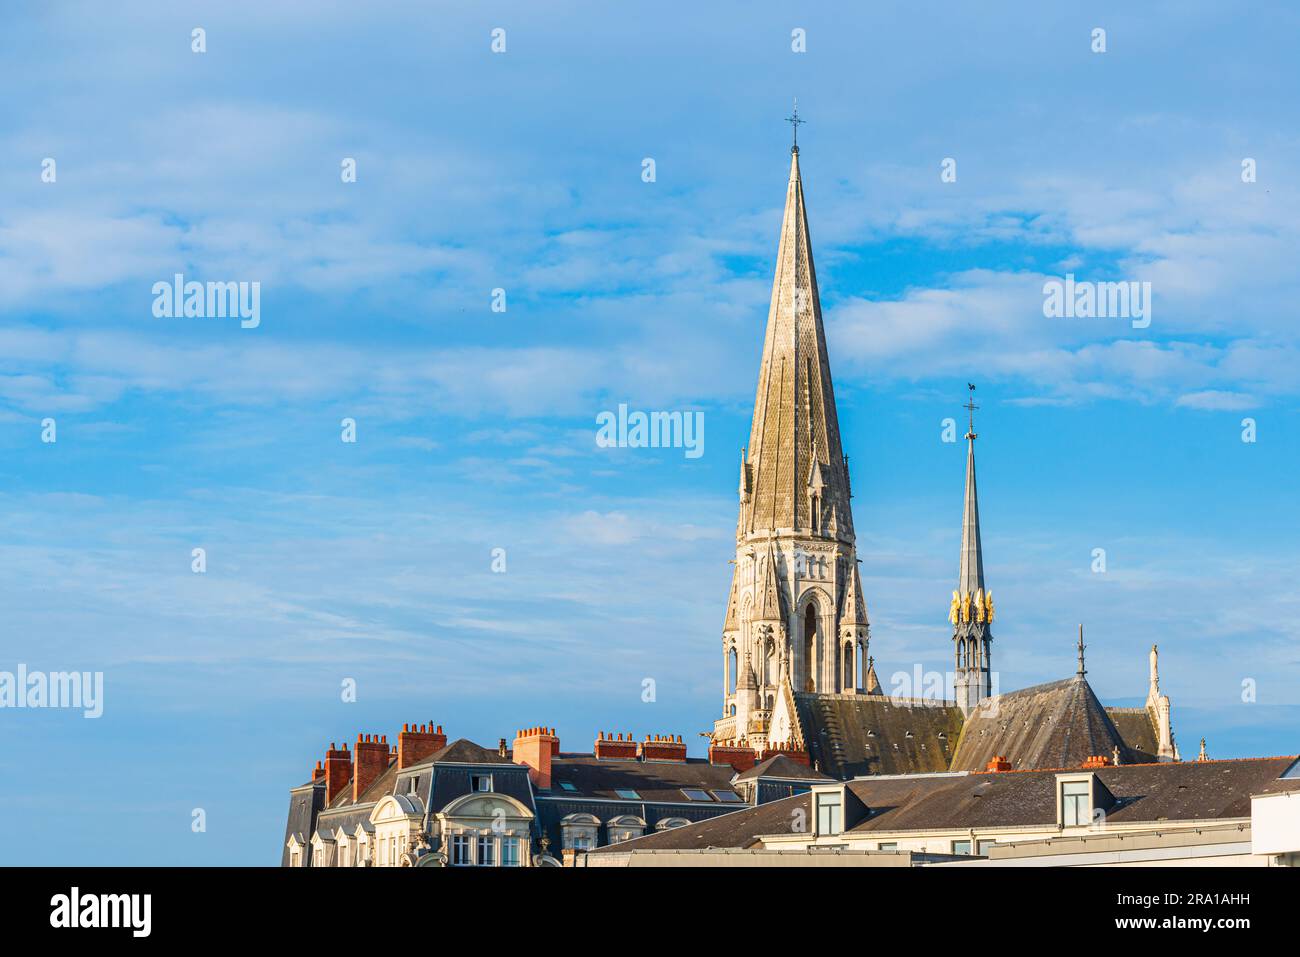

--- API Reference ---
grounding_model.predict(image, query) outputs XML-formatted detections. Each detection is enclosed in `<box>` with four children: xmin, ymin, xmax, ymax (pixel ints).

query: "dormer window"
<box><xmin>815</xmin><ymin>790</ymin><xmax>843</xmax><ymax>836</ymax></box>
<box><xmin>1061</xmin><ymin>781</ymin><xmax>1090</xmax><ymax>826</ymax></box>
<box><xmin>471</xmin><ymin>774</ymin><xmax>493</xmax><ymax>793</ymax></box>
<box><xmin>1055</xmin><ymin>772</ymin><xmax>1113</xmax><ymax>828</ymax></box>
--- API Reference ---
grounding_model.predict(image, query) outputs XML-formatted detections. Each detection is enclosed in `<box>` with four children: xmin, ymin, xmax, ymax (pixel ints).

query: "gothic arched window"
<box><xmin>802</xmin><ymin>604</ymin><xmax>818</xmax><ymax>692</ymax></box>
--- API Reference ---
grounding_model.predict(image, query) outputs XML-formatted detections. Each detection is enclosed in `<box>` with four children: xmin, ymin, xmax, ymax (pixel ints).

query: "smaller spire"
<box><xmin>864</xmin><ymin>656</ymin><xmax>882</xmax><ymax>695</ymax></box>
<box><xmin>785</xmin><ymin>98</ymin><xmax>805</xmax><ymax>154</ymax></box>
<box><xmin>1076</xmin><ymin>624</ymin><xmax>1087</xmax><ymax>677</ymax></box>
<box><xmin>1197</xmin><ymin>737</ymin><xmax>1208</xmax><ymax>761</ymax></box>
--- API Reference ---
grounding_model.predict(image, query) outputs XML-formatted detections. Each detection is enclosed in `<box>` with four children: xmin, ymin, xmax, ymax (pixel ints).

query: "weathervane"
<box><xmin>1077</xmin><ymin>624</ymin><xmax>1087</xmax><ymax>677</ymax></box>
<box><xmin>964</xmin><ymin>382</ymin><xmax>979</xmax><ymax>439</ymax></box>
<box><xmin>785</xmin><ymin>98</ymin><xmax>805</xmax><ymax>153</ymax></box>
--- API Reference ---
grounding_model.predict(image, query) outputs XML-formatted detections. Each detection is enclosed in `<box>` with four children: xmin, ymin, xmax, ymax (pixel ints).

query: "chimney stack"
<box><xmin>640</xmin><ymin>734</ymin><xmax>688</xmax><ymax>762</ymax></box>
<box><xmin>353</xmin><ymin>734</ymin><xmax>390</xmax><ymax>801</ymax></box>
<box><xmin>709</xmin><ymin>740</ymin><xmax>757</xmax><ymax>773</ymax></box>
<box><xmin>323</xmin><ymin>742</ymin><xmax>352</xmax><ymax>802</ymax></box>
<box><xmin>594</xmin><ymin>731</ymin><xmax>639</xmax><ymax>761</ymax></box>
<box><xmin>397</xmin><ymin>723</ymin><xmax>447</xmax><ymax>769</ymax></box>
<box><xmin>985</xmin><ymin>755</ymin><xmax>1011</xmax><ymax>772</ymax></box>
<box><xmin>758</xmin><ymin>742</ymin><xmax>810</xmax><ymax>766</ymax></box>
<box><xmin>514</xmin><ymin>726</ymin><xmax>559</xmax><ymax>789</ymax></box>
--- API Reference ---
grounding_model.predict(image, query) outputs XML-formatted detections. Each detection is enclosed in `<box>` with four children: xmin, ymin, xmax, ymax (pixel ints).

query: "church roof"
<box><xmin>949</xmin><ymin>676</ymin><xmax>1133</xmax><ymax>772</ymax></box>
<box><xmin>794</xmin><ymin>692</ymin><xmax>964</xmax><ymax>778</ymax></box>
<box><xmin>1105</xmin><ymin>707</ymin><xmax>1162</xmax><ymax>764</ymax></box>
<box><xmin>741</xmin><ymin>148</ymin><xmax>852</xmax><ymax>538</ymax></box>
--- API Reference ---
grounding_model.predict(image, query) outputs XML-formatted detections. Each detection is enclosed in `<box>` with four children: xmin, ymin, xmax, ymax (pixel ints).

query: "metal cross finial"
<box><xmin>785</xmin><ymin>98</ymin><xmax>805</xmax><ymax>153</ymax></box>
<box><xmin>964</xmin><ymin>382</ymin><xmax>979</xmax><ymax>438</ymax></box>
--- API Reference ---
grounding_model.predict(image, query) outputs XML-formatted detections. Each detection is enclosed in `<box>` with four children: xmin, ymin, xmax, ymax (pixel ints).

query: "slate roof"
<box><xmin>413</xmin><ymin>738</ymin><xmax>510</xmax><ymax>767</ymax></box>
<box><xmin>794</xmin><ymin>692</ymin><xmax>963</xmax><ymax>778</ymax></box>
<box><xmin>1106</xmin><ymin>707</ymin><xmax>1161</xmax><ymax>763</ymax></box>
<box><xmin>735</xmin><ymin>754</ymin><xmax>831</xmax><ymax>782</ymax></box>
<box><xmin>949</xmin><ymin>676</ymin><xmax>1133</xmax><ymax>772</ymax></box>
<box><xmin>546</xmin><ymin>755</ymin><xmax>741</xmax><ymax>803</ymax></box>
<box><xmin>589</xmin><ymin>792</ymin><xmax>811</xmax><ymax>853</ymax></box>
<box><xmin>841</xmin><ymin>756</ymin><xmax>1300</xmax><ymax>833</ymax></box>
<box><xmin>594</xmin><ymin>757</ymin><xmax>1300</xmax><ymax>853</ymax></box>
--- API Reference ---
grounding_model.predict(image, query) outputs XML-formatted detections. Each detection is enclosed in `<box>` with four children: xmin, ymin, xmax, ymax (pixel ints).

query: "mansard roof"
<box><xmin>546</xmin><ymin>754</ymin><xmax>739</xmax><ymax>804</ymax></box>
<box><xmin>589</xmin><ymin>790</ymin><xmax>809</xmax><ymax>854</ymax></box>
<box><xmin>794</xmin><ymin>692</ymin><xmax>964</xmax><ymax>778</ymax></box>
<box><xmin>948</xmin><ymin>676</ymin><xmax>1133</xmax><ymax>772</ymax></box>
<box><xmin>740</xmin><ymin>149</ymin><xmax>853</xmax><ymax>539</ymax></box>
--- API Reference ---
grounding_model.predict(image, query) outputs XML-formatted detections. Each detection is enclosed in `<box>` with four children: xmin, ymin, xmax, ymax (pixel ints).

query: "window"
<box><xmin>451</xmin><ymin>834</ymin><xmax>471</xmax><ymax>866</ymax></box>
<box><xmin>570</xmin><ymin>833</ymin><xmax>593</xmax><ymax>851</ymax></box>
<box><xmin>477</xmin><ymin>834</ymin><xmax>495</xmax><ymax>866</ymax></box>
<box><xmin>878</xmin><ymin>842</ymin><xmax>897</xmax><ymax>850</ymax></box>
<box><xmin>951</xmin><ymin>840</ymin><xmax>972</xmax><ymax>856</ymax></box>
<box><xmin>977</xmin><ymin>840</ymin><xmax>996</xmax><ymax>856</ymax></box>
<box><xmin>471</xmin><ymin>774</ymin><xmax>493</xmax><ymax>793</ymax></box>
<box><xmin>558</xmin><ymin>782</ymin><xmax>577</xmax><ymax>791</ymax></box>
<box><xmin>614</xmin><ymin>788</ymin><xmax>641</xmax><ymax>799</ymax></box>
<box><xmin>712</xmin><ymin>790</ymin><xmax>744</xmax><ymax>803</ymax></box>
<box><xmin>1062</xmin><ymin>780</ymin><xmax>1090</xmax><ymax>826</ymax></box>
<box><xmin>502</xmin><ymin>836</ymin><xmax>521</xmax><ymax>867</ymax></box>
<box><xmin>407</xmin><ymin>777</ymin><xmax>418</xmax><ymax>794</ymax></box>
<box><xmin>680</xmin><ymin>789</ymin><xmax>714</xmax><ymax>802</ymax></box>
<box><xmin>816</xmin><ymin>791</ymin><xmax>843</xmax><ymax>835</ymax></box>
<box><xmin>289</xmin><ymin>847</ymin><xmax>301</xmax><ymax>867</ymax></box>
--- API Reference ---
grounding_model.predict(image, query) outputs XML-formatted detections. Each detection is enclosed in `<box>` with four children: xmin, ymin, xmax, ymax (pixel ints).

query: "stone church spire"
<box><xmin>739</xmin><ymin>145</ymin><xmax>852</xmax><ymax>541</ymax></box>
<box><xmin>951</xmin><ymin>385</ymin><xmax>993</xmax><ymax>716</ymax></box>
<box><xmin>716</xmin><ymin>124</ymin><xmax>867</xmax><ymax>748</ymax></box>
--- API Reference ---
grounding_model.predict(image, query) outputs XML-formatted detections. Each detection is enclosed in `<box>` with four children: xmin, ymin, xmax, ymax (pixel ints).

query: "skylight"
<box><xmin>558</xmin><ymin>782</ymin><xmax>577</xmax><ymax>791</ymax></box>
<box><xmin>614</xmin><ymin>788</ymin><xmax>640</xmax><ymax>799</ymax></box>
<box><xmin>712</xmin><ymin>790</ymin><xmax>744</xmax><ymax>803</ymax></box>
<box><xmin>680</xmin><ymin>788</ymin><xmax>714</xmax><ymax>802</ymax></box>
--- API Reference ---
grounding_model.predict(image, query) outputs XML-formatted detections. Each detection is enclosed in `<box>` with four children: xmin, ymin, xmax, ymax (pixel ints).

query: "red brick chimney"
<box><xmin>594</xmin><ymin>731</ymin><xmax>639</xmax><ymax>760</ymax></box>
<box><xmin>758</xmin><ymin>742</ymin><xmax>810</xmax><ymax>766</ymax></box>
<box><xmin>514</xmin><ymin>726</ymin><xmax>559</xmax><ymax>789</ymax></box>
<box><xmin>311</xmin><ymin>760</ymin><xmax>326</xmax><ymax>783</ymax></box>
<box><xmin>1081</xmin><ymin>754</ymin><xmax>1111</xmax><ymax>769</ymax></box>
<box><xmin>709</xmin><ymin>740</ymin><xmax>757</xmax><ymax>773</ymax></box>
<box><xmin>352</xmin><ymin>733</ymin><xmax>390</xmax><ymax>801</ymax></box>
<box><xmin>323</xmin><ymin>742</ymin><xmax>352</xmax><ymax>802</ymax></box>
<box><xmin>640</xmin><ymin>734</ymin><xmax>688</xmax><ymax>762</ymax></box>
<box><xmin>985</xmin><ymin>755</ymin><xmax>1012</xmax><ymax>772</ymax></box>
<box><xmin>398</xmin><ymin>722</ymin><xmax>447</xmax><ymax>769</ymax></box>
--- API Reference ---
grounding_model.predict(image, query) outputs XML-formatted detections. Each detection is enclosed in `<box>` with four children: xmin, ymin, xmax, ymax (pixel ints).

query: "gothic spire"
<box><xmin>957</xmin><ymin>384</ymin><xmax>985</xmax><ymax>598</ymax></box>
<box><xmin>740</xmin><ymin>141</ymin><xmax>853</xmax><ymax>540</ymax></box>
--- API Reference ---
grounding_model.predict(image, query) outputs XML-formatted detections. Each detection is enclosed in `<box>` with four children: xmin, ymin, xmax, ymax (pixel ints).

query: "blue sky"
<box><xmin>1</xmin><ymin>1</ymin><xmax>1298</xmax><ymax>864</ymax></box>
